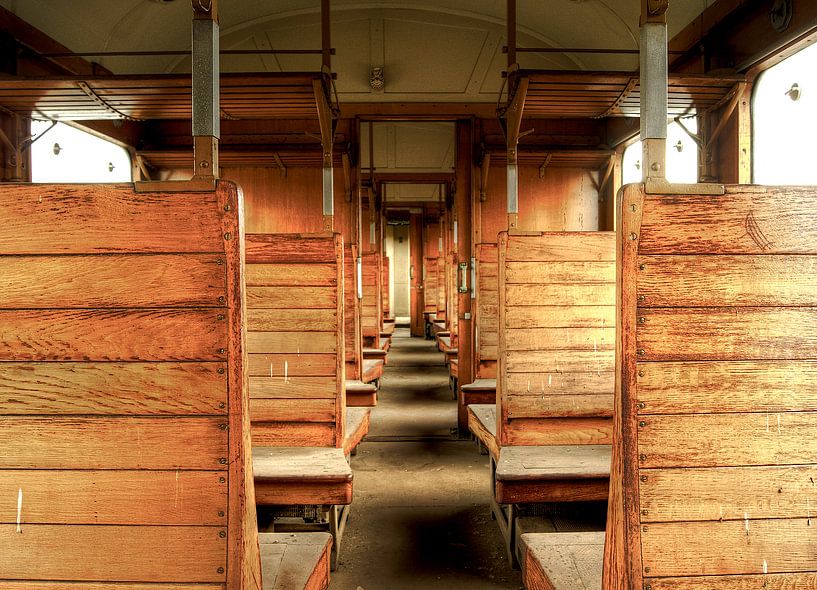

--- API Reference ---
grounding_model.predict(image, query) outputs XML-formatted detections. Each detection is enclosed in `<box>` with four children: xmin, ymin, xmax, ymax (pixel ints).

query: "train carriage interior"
<box><xmin>1</xmin><ymin>0</ymin><xmax>817</xmax><ymax>588</ymax></box>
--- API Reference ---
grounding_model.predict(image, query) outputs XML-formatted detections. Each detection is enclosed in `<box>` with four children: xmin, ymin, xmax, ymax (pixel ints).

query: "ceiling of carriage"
<box><xmin>0</xmin><ymin>0</ymin><xmax>716</xmax><ymax>104</ymax></box>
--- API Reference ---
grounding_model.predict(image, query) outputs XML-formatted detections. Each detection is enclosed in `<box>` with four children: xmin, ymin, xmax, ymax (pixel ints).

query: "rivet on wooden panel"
<box><xmin>638</xmin><ymin>316</ymin><xmax>646</xmax><ymax>324</ymax></box>
<box><xmin>639</xmin><ymin>454</ymin><xmax>647</xmax><ymax>461</ymax></box>
<box><xmin>641</xmin><ymin>509</ymin><xmax>648</xmax><ymax>516</ymax></box>
<box><xmin>629</xmin><ymin>232</ymin><xmax>638</xmax><ymax>240</ymax></box>
<box><xmin>642</xmin><ymin>526</ymin><xmax>648</xmax><ymax>533</ymax></box>
<box><xmin>218</xmin><ymin>423</ymin><xmax>228</xmax><ymax>430</ymax></box>
<box><xmin>224</xmin><ymin>232</ymin><xmax>232</xmax><ymax>241</ymax></box>
<box><xmin>637</xmin><ymin>402</ymin><xmax>646</xmax><ymax>409</ymax></box>
<box><xmin>217</xmin><ymin>567</ymin><xmax>225</xmax><ymax>574</ymax></box>
<box><xmin>644</xmin><ymin>566</ymin><xmax>651</xmax><ymax>573</ymax></box>
<box><xmin>645</xmin><ymin>585</ymin><xmax>652</xmax><ymax>590</ymax></box>
<box><xmin>219</xmin><ymin>530</ymin><xmax>226</xmax><ymax>538</ymax></box>
<box><xmin>640</xmin><ymin>475</ymin><xmax>648</xmax><ymax>482</ymax></box>
<box><xmin>224</xmin><ymin>203</ymin><xmax>231</xmax><ymax>212</ymax></box>
<box><xmin>218</xmin><ymin>510</ymin><xmax>225</xmax><ymax>517</ymax></box>
<box><xmin>637</xmin><ymin>349</ymin><xmax>645</xmax><ymax>356</ymax></box>
<box><xmin>218</xmin><ymin>296</ymin><xmax>226</xmax><ymax>304</ymax></box>
<box><xmin>639</xmin><ymin>263</ymin><xmax>646</xmax><ymax>271</ymax></box>
<box><xmin>630</xmin><ymin>204</ymin><xmax>637</xmax><ymax>212</ymax></box>
<box><xmin>219</xmin><ymin>477</ymin><xmax>226</xmax><ymax>483</ymax></box>
<box><xmin>218</xmin><ymin>458</ymin><xmax>227</xmax><ymax>465</ymax></box>
<box><xmin>219</xmin><ymin>402</ymin><xmax>226</xmax><ymax>409</ymax></box>
<box><xmin>217</xmin><ymin>314</ymin><xmax>225</xmax><ymax>321</ymax></box>
<box><xmin>216</xmin><ymin>258</ymin><xmax>224</xmax><ymax>265</ymax></box>
<box><xmin>218</xmin><ymin>348</ymin><xmax>226</xmax><ymax>354</ymax></box>
<box><xmin>217</xmin><ymin>367</ymin><xmax>225</xmax><ymax>375</ymax></box>
<box><xmin>637</xmin><ymin>295</ymin><xmax>645</xmax><ymax>302</ymax></box>
<box><xmin>639</xmin><ymin>421</ymin><xmax>646</xmax><ymax>427</ymax></box>
<box><xmin>638</xmin><ymin>370</ymin><xmax>644</xmax><ymax>378</ymax></box>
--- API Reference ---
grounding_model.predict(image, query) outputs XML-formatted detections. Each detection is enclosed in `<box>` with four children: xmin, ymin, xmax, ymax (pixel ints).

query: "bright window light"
<box><xmin>753</xmin><ymin>41</ymin><xmax>817</xmax><ymax>185</ymax></box>
<box><xmin>622</xmin><ymin>119</ymin><xmax>699</xmax><ymax>185</ymax></box>
<box><xmin>31</xmin><ymin>121</ymin><xmax>131</xmax><ymax>183</ymax></box>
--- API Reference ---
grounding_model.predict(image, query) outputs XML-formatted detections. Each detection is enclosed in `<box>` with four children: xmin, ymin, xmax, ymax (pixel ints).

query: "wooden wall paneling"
<box><xmin>0</xmin><ymin>181</ymin><xmax>260</xmax><ymax>587</ymax></box>
<box><xmin>360</xmin><ymin>251</ymin><xmax>382</xmax><ymax>346</ymax></box>
<box><xmin>476</xmin><ymin>243</ymin><xmax>499</xmax><ymax>377</ymax></box>
<box><xmin>409</xmin><ymin>213</ymin><xmax>424</xmax><ymax>337</ymax></box>
<box><xmin>344</xmin><ymin>244</ymin><xmax>363</xmax><ymax>378</ymax></box>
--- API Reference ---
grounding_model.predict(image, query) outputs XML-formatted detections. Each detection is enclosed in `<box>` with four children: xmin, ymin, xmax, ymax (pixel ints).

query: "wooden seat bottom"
<box><xmin>520</xmin><ymin>531</ymin><xmax>603</xmax><ymax>590</ymax></box>
<box><xmin>495</xmin><ymin>445</ymin><xmax>610</xmax><ymax>504</ymax></box>
<box><xmin>363</xmin><ymin>347</ymin><xmax>387</xmax><ymax>360</ymax></box>
<box><xmin>260</xmin><ymin>532</ymin><xmax>332</xmax><ymax>590</ymax></box>
<box><xmin>344</xmin><ymin>407</ymin><xmax>371</xmax><ymax>455</ymax></box>
<box><xmin>346</xmin><ymin>379</ymin><xmax>377</xmax><ymax>406</ymax></box>
<box><xmin>467</xmin><ymin>404</ymin><xmax>499</xmax><ymax>460</ymax></box>
<box><xmin>362</xmin><ymin>358</ymin><xmax>384</xmax><ymax>384</ymax></box>
<box><xmin>460</xmin><ymin>378</ymin><xmax>496</xmax><ymax>405</ymax></box>
<box><xmin>253</xmin><ymin>447</ymin><xmax>353</xmax><ymax>505</ymax></box>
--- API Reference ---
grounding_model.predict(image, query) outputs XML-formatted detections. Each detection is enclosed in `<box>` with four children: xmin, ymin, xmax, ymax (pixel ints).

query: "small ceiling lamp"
<box><xmin>370</xmin><ymin>67</ymin><xmax>384</xmax><ymax>92</ymax></box>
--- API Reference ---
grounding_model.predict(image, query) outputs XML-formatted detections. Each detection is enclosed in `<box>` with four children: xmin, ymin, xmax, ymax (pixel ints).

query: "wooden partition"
<box><xmin>382</xmin><ymin>255</ymin><xmax>391</xmax><ymax>319</ymax></box>
<box><xmin>344</xmin><ymin>244</ymin><xmax>363</xmax><ymax>380</ymax></box>
<box><xmin>609</xmin><ymin>184</ymin><xmax>817</xmax><ymax>587</ymax></box>
<box><xmin>245</xmin><ymin>233</ymin><xmax>345</xmax><ymax>448</ymax></box>
<box><xmin>0</xmin><ymin>181</ymin><xmax>260</xmax><ymax>587</ymax></box>
<box><xmin>436</xmin><ymin>255</ymin><xmax>447</xmax><ymax>321</ymax></box>
<box><xmin>423</xmin><ymin>256</ymin><xmax>439</xmax><ymax>315</ymax></box>
<box><xmin>476</xmin><ymin>243</ymin><xmax>499</xmax><ymax>378</ymax></box>
<box><xmin>361</xmin><ymin>251</ymin><xmax>382</xmax><ymax>347</ymax></box>
<box><xmin>497</xmin><ymin>231</ymin><xmax>616</xmax><ymax>447</ymax></box>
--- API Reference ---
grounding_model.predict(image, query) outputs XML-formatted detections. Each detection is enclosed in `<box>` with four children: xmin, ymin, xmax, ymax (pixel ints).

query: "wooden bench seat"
<box><xmin>495</xmin><ymin>445</ymin><xmax>610</xmax><ymax>504</ymax></box>
<box><xmin>382</xmin><ymin>320</ymin><xmax>395</xmax><ymax>335</ymax></box>
<box><xmin>362</xmin><ymin>358</ymin><xmax>384</xmax><ymax>385</ymax></box>
<box><xmin>343</xmin><ymin>407</ymin><xmax>371</xmax><ymax>455</ymax></box>
<box><xmin>520</xmin><ymin>532</ymin><xmax>603</xmax><ymax>590</ymax></box>
<box><xmin>460</xmin><ymin>378</ymin><xmax>497</xmax><ymax>405</ymax></box>
<box><xmin>363</xmin><ymin>346</ymin><xmax>387</xmax><ymax>361</ymax></box>
<box><xmin>261</xmin><ymin>532</ymin><xmax>332</xmax><ymax>590</ymax></box>
<box><xmin>345</xmin><ymin>379</ymin><xmax>377</xmax><ymax>406</ymax></box>
<box><xmin>431</xmin><ymin>320</ymin><xmax>447</xmax><ymax>337</ymax></box>
<box><xmin>467</xmin><ymin>404</ymin><xmax>499</xmax><ymax>460</ymax></box>
<box><xmin>253</xmin><ymin>447</ymin><xmax>353</xmax><ymax>506</ymax></box>
<box><xmin>437</xmin><ymin>334</ymin><xmax>452</xmax><ymax>351</ymax></box>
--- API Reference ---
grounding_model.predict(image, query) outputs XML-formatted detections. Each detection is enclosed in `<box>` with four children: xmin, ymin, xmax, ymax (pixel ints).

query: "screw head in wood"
<box><xmin>639</xmin><ymin>454</ymin><xmax>647</xmax><ymax>461</ymax></box>
<box><xmin>218</xmin><ymin>296</ymin><xmax>226</xmax><ymax>304</ymax></box>
<box><xmin>219</xmin><ymin>458</ymin><xmax>227</xmax><ymax>465</ymax></box>
<box><xmin>217</xmin><ymin>567</ymin><xmax>224</xmax><ymax>574</ymax></box>
<box><xmin>224</xmin><ymin>203</ymin><xmax>231</xmax><ymax>211</ymax></box>
<box><xmin>216</xmin><ymin>258</ymin><xmax>224</xmax><ymax>265</ymax></box>
<box><xmin>637</xmin><ymin>295</ymin><xmax>645</xmax><ymax>302</ymax></box>
<box><xmin>637</xmin><ymin>349</ymin><xmax>645</xmax><ymax>355</ymax></box>
<box><xmin>218</xmin><ymin>423</ymin><xmax>228</xmax><ymax>430</ymax></box>
<box><xmin>218</xmin><ymin>511</ymin><xmax>225</xmax><ymax>517</ymax></box>
<box><xmin>638</xmin><ymin>402</ymin><xmax>646</xmax><ymax>409</ymax></box>
<box><xmin>639</xmin><ymin>263</ymin><xmax>646</xmax><ymax>270</ymax></box>
<box><xmin>219</xmin><ymin>476</ymin><xmax>225</xmax><ymax>483</ymax></box>
<box><xmin>629</xmin><ymin>232</ymin><xmax>638</xmax><ymax>241</ymax></box>
<box><xmin>219</xmin><ymin>402</ymin><xmax>226</xmax><ymax>409</ymax></box>
<box><xmin>218</xmin><ymin>348</ymin><xmax>226</xmax><ymax>355</ymax></box>
<box><xmin>217</xmin><ymin>367</ymin><xmax>225</xmax><ymax>375</ymax></box>
<box><xmin>640</xmin><ymin>475</ymin><xmax>647</xmax><ymax>482</ymax></box>
<box><xmin>638</xmin><ymin>316</ymin><xmax>646</xmax><ymax>324</ymax></box>
<box><xmin>644</xmin><ymin>566</ymin><xmax>651</xmax><ymax>573</ymax></box>
<box><xmin>224</xmin><ymin>232</ymin><xmax>232</xmax><ymax>241</ymax></box>
<box><xmin>219</xmin><ymin>530</ymin><xmax>226</xmax><ymax>538</ymax></box>
<box><xmin>639</xmin><ymin>421</ymin><xmax>646</xmax><ymax>427</ymax></box>
<box><xmin>638</xmin><ymin>370</ymin><xmax>644</xmax><ymax>378</ymax></box>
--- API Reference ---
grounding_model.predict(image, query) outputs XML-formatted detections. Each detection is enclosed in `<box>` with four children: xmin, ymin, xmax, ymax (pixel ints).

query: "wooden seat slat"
<box><xmin>496</xmin><ymin>445</ymin><xmax>611</xmax><ymax>481</ymax></box>
<box><xmin>461</xmin><ymin>378</ymin><xmax>498</xmax><ymax>392</ymax></box>
<box><xmin>467</xmin><ymin>404</ymin><xmax>499</xmax><ymax>460</ymax></box>
<box><xmin>344</xmin><ymin>407</ymin><xmax>371</xmax><ymax>455</ymax></box>
<box><xmin>252</xmin><ymin>447</ymin><xmax>352</xmax><ymax>482</ymax></box>
<box><xmin>362</xmin><ymin>358</ymin><xmax>384</xmax><ymax>384</ymax></box>
<box><xmin>521</xmin><ymin>532</ymin><xmax>603</xmax><ymax>590</ymax></box>
<box><xmin>260</xmin><ymin>533</ymin><xmax>331</xmax><ymax>590</ymax></box>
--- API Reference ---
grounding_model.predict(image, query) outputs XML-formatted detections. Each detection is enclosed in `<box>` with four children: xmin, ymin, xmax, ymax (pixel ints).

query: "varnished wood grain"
<box><xmin>637</xmin><ymin>307</ymin><xmax>817</xmax><ymax>361</ymax></box>
<box><xmin>249</xmin><ymin>376</ymin><xmax>336</xmax><ymax>399</ymax></box>
<box><xmin>506</xmin><ymin>284</ymin><xmax>615</xmax><ymax>307</ymax></box>
<box><xmin>522</xmin><ymin>532</ymin><xmax>604</xmax><ymax>590</ymax></box>
<box><xmin>505</xmin><ymin>327</ymin><xmax>615</xmax><ymax>351</ymax></box>
<box><xmin>0</xmin><ymin>362</ymin><xmax>226</xmax><ymax>415</ymax></box>
<box><xmin>250</xmin><ymin>422</ymin><xmax>335</xmax><ymax>447</ymax></box>
<box><xmin>0</xmin><ymin>185</ymin><xmax>223</xmax><ymax>254</ymax></box>
<box><xmin>247</xmin><ymin>309</ymin><xmax>337</xmax><ymax>332</ymax></box>
<box><xmin>508</xmin><ymin>394</ymin><xmax>614</xmax><ymax>418</ymax></box>
<box><xmin>505</xmin><ymin>418</ymin><xmax>613</xmax><ymax>446</ymax></box>
<box><xmin>641</xmin><ymin>518</ymin><xmax>817</xmax><ymax>577</ymax></box>
<box><xmin>247</xmin><ymin>354</ymin><xmax>337</xmax><ymax>377</ymax></box>
<box><xmin>0</xmin><ymin>417</ymin><xmax>227</xmax><ymax>469</ymax></box>
<box><xmin>245</xmin><ymin>263</ymin><xmax>336</xmax><ymax>287</ymax></box>
<box><xmin>637</xmin><ymin>255</ymin><xmax>817</xmax><ymax>307</ymax></box>
<box><xmin>506</xmin><ymin>233</ymin><xmax>615</xmax><ymax>262</ymax></box>
<box><xmin>0</xmin><ymin>583</ymin><xmax>224</xmax><ymax>589</ymax></box>
<box><xmin>506</xmin><ymin>350</ymin><xmax>614</xmax><ymax>374</ymax></box>
<box><xmin>507</xmin><ymin>372</ymin><xmax>614</xmax><ymax>396</ymax></box>
<box><xmin>246</xmin><ymin>286</ymin><xmax>336</xmax><ymax>309</ymax></box>
<box><xmin>506</xmin><ymin>261</ymin><xmax>615</xmax><ymax>284</ymax></box>
<box><xmin>638</xmin><ymin>189</ymin><xmax>817</xmax><ymax>255</ymax></box>
<box><xmin>0</xmin><ymin>309</ymin><xmax>227</xmax><ymax>361</ymax></box>
<box><xmin>506</xmin><ymin>306</ymin><xmax>615</xmax><ymax>328</ymax></box>
<box><xmin>647</xmin><ymin>572</ymin><xmax>817</xmax><ymax>589</ymax></box>
<box><xmin>0</xmin><ymin>254</ymin><xmax>225</xmax><ymax>308</ymax></box>
<box><xmin>637</xmin><ymin>360</ymin><xmax>817</xmax><ymax>414</ymax></box>
<box><xmin>640</xmin><ymin>465</ymin><xmax>817</xmax><ymax>523</ymax></box>
<box><xmin>0</xmin><ymin>524</ymin><xmax>226</xmax><ymax>582</ymax></box>
<box><xmin>245</xmin><ymin>234</ymin><xmax>338</xmax><ymax>264</ymax></box>
<box><xmin>250</xmin><ymin>398</ymin><xmax>335</xmax><ymax>423</ymax></box>
<box><xmin>246</xmin><ymin>332</ymin><xmax>336</xmax><ymax>354</ymax></box>
<box><xmin>0</xmin><ymin>470</ymin><xmax>226</xmax><ymax>525</ymax></box>
<box><xmin>638</xmin><ymin>412</ymin><xmax>817</xmax><ymax>468</ymax></box>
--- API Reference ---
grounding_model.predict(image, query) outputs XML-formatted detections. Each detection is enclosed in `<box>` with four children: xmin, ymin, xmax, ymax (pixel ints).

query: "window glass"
<box><xmin>622</xmin><ymin>119</ymin><xmax>699</xmax><ymax>184</ymax></box>
<box><xmin>753</xmin><ymin>41</ymin><xmax>817</xmax><ymax>184</ymax></box>
<box><xmin>31</xmin><ymin>121</ymin><xmax>131</xmax><ymax>183</ymax></box>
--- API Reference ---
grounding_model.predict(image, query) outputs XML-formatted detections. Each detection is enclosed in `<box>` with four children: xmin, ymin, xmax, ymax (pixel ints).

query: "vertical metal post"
<box><xmin>640</xmin><ymin>0</ymin><xmax>668</xmax><ymax>185</ymax></box>
<box><xmin>192</xmin><ymin>0</ymin><xmax>219</xmax><ymax>179</ymax></box>
<box><xmin>507</xmin><ymin>0</ymin><xmax>517</xmax><ymax>68</ymax></box>
<box><xmin>319</xmin><ymin>0</ymin><xmax>334</xmax><ymax>230</ymax></box>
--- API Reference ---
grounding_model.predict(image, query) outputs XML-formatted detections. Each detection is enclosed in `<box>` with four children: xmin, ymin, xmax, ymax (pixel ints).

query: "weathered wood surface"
<box><xmin>259</xmin><ymin>532</ymin><xmax>331</xmax><ymax>590</ymax></box>
<box><xmin>253</xmin><ymin>447</ymin><xmax>353</xmax><ymax>505</ymax></box>
<box><xmin>610</xmin><ymin>184</ymin><xmax>817</xmax><ymax>589</ymax></box>
<box><xmin>343</xmin><ymin>407</ymin><xmax>371</xmax><ymax>455</ymax></box>
<box><xmin>0</xmin><ymin>182</ymin><xmax>260</xmax><ymax>588</ymax></box>
<box><xmin>496</xmin><ymin>445</ymin><xmax>611</xmax><ymax>481</ymax></box>
<box><xmin>467</xmin><ymin>403</ymin><xmax>498</xmax><ymax>459</ymax></box>
<box><xmin>477</xmin><ymin>243</ymin><xmax>499</xmax><ymax>365</ymax></box>
<box><xmin>521</xmin><ymin>532</ymin><xmax>604</xmax><ymax>590</ymax></box>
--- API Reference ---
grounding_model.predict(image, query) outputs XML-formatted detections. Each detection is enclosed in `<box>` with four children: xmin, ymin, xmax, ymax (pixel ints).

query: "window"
<box><xmin>622</xmin><ymin>119</ymin><xmax>699</xmax><ymax>185</ymax></box>
<box><xmin>31</xmin><ymin>121</ymin><xmax>131</xmax><ymax>183</ymax></box>
<box><xmin>753</xmin><ymin>41</ymin><xmax>817</xmax><ymax>185</ymax></box>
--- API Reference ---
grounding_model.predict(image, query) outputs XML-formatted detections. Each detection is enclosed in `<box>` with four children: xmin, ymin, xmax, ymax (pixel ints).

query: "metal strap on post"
<box><xmin>640</xmin><ymin>0</ymin><xmax>668</xmax><ymax>186</ymax></box>
<box><xmin>192</xmin><ymin>0</ymin><xmax>219</xmax><ymax>179</ymax></box>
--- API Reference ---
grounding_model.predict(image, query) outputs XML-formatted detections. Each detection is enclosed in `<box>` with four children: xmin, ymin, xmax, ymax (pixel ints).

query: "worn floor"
<box><xmin>332</xmin><ymin>328</ymin><xmax>523</xmax><ymax>590</ymax></box>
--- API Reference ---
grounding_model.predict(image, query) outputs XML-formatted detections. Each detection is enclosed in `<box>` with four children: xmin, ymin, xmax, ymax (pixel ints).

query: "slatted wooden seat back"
<box><xmin>497</xmin><ymin>231</ymin><xmax>615</xmax><ymax>447</ymax></box>
<box><xmin>245</xmin><ymin>233</ymin><xmax>345</xmax><ymax>448</ymax></box>
<box><xmin>606</xmin><ymin>184</ymin><xmax>817</xmax><ymax>588</ymax></box>
<box><xmin>344</xmin><ymin>244</ymin><xmax>363</xmax><ymax>380</ymax></box>
<box><xmin>423</xmin><ymin>256</ymin><xmax>439</xmax><ymax>315</ymax></box>
<box><xmin>476</xmin><ymin>243</ymin><xmax>499</xmax><ymax>378</ymax></box>
<box><xmin>361</xmin><ymin>251</ymin><xmax>382</xmax><ymax>346</ymax></box>
<box><xmin>436</xmin><ymin>255</ymin><xmax>447</xmax><ymax>321</ymax></box>
<box><xmin>382</xmin><ymin>255</ymin><xmax>391</xmax><ymax>318</ymax></box>
<box><xmin>0</xmin><ymin>181</ymin><xmax>261</xmax><ymax>587</ymax></box>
